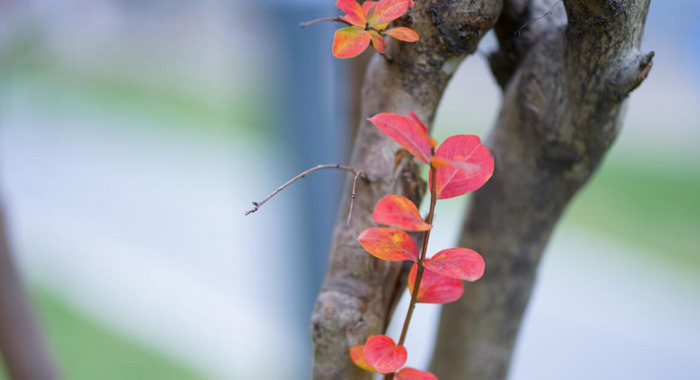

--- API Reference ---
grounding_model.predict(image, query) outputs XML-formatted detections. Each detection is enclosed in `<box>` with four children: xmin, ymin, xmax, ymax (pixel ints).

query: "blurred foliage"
<box><xmin>0</xmin><ymin>287</ymin><xmax>204</xmax><ymax>380</ymax></box>
<box><xmin>1</xmin><ymin>38</ymin><xmax>264</xmax><ymax>138</ymax></box>
<box><xmin>566</xmin><ymin>162</ymin><xmax>700</xmax><ymax>270</ymax></box>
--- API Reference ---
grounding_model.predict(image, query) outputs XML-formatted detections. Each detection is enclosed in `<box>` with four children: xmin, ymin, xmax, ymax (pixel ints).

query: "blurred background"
<box><xmin>0</xmin><ymin>0</ymin><xmax>697</xmax><ymax>379</ymax></box>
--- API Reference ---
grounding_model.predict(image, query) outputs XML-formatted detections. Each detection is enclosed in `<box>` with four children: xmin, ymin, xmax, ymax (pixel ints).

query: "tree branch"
<box><xmin>430</xmin><ymin>0</ymin><xmax>653</xmax><ymax>378</ymax></box>
<box><xmin>0</xmin><ymin>203</ymin><xmax>58</xmax><ymax>379</ymax></box>
<box><xmin>311</xmin><ymin>1</ymin><xmax>502</xmax><ymax>379</ymax></box>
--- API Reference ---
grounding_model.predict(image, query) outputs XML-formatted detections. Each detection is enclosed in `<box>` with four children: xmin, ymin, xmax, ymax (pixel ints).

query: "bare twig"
<box><xmin>245</xmin><ymin>164</ymin><xmax>367</xmax><ymax>220</ymax></box>
<box><xmin>299</xmin><ymin>17</ymin><xmax>348</xmax><ymax>28</ymax></box>
<box><xmin>514</xmin><ymin>0</ymin><xmax>563</xmax><ymax>36</ymax></box>
<box><xmin>345</xmin><ymin>170</ymin><xmax>365</xmax><ymax>228</ymax></box>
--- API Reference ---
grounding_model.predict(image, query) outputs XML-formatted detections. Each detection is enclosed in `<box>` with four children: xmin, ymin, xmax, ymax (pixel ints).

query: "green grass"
<box><xmin>0</xmin><ymin>287</ymin><xmax>204</xmax><ymax>380</ymax></box>
<box><xmin>2</xmin><ymin>46</ymin><xmax>264</xmax><ymax>138</ymax></box>
<box><xmin>565</xmin><ymin>161</ymin><xmax>700</xmax><ymax>270</ymax></box>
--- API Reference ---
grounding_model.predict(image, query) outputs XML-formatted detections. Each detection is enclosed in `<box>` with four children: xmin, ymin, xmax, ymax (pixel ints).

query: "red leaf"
<box><xmin>424</xmin><ymin>248</ymin><xmax>485</xmax><ymax>282</ymax></box>
<box><xmin>428</xmin><ymin>156</ymin><xmax>450</xmax><ymax>169</ymax></box>
<box><xmin>408</xmin><ymin>263</ymin><xmax>463</xmax><ymax>304</ymax></box>
<box><xmin>429</xmin><ymin>135</ymin><xmax>494</xmax><ymax>199</ymax></box>
<box><xmin>408</xmin><ymin>111</ymin><xmax>436</xmax><ymax>147</ymax></box>
<box><xmin>369</xmin><ymin>30</ymin><xmax>386</xmax><ymax>54</ymax></box>
<box><xmin>408</xmin><ymin>111</ymin><xmax>427</xmax><ymax>133</ymax></box>
<box><xmin>333</xmin><ymin>27</ymin><xmax>371</xmax><ymax>58</ymax></box>
<box><xmin>430</xmin><ymin>156</ymin><xmax>480</xmax><ymax>174</ymax></box>
<box><xmin>367</xmin><ymin>0</ymin><xmax>414</xmax><ymax>27</ymax></box>
<box><xmin>362</xmin><ymin>0</ymin><xmax>377</xmax><ymax>14</ymax></box>
<box><xmin>364</xmin><ymin>335</ymin><xmax>407</xmax><ymax>374</ymax></box>
<box><xmin>372</xmin><ymin>195</ymin><xmax>431</xmax><ymax>232</ymax></box>
<box><xmin>358</xmin><ymin>227</ymin><xmax>419</xmax><ymax>262</ymax></box>
<box><xmin>396</xmin><ymin>367</ymin><xmax>439</xmax><ymax>380</ymax></box>
<box><xmin>336</xmin><ymin>0</ymin><xmax>367</xmax><ymax>28</ymax></box>
<box><xmin>368</xmin><ymin>112</ymin><xmax>433</xmax><ymax>164</ymax></box>
<box><xmin>349</xmin><ymin>344</ymin><xmax>376</xmax><ymax>372</ymax></box>
<box><xmin>383</xmin><ymin>27</ymin><xmax>419</xmax><ymax>42</ymax></box>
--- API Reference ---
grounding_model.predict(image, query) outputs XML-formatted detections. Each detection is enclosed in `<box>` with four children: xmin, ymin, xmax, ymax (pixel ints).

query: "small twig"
<box><xmin>299</xmin><ymin>17</ymin><xmax>348</xmax><ymax>28</ymax></box>
<box><xmin>514</xmin><ymin>0</ymin><xmax>563</xmax><ymax>36</ymax></box>
<box><xmin>245</xmin><ymin>164</ymin><xmax>367</xmax><ymax>222</ymax></box>
<box><xmin>345</xmin><ymin>170</ymin><xmax>365</xmax><ymax>228</ymax></box>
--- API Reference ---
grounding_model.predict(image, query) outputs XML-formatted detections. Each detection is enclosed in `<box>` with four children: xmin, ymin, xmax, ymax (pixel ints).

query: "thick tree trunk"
<box><xmin>311</xmin><ymin>1</ymin><xmax>503</xmax><ymax>379</ymax></box>
<box><xmin>429</xmin><ymin>0</ymin><xmax>653</xmax><ymax>378</ymax></box>
<box><xmin>0</xmin><ymin>204</ymin><xmax>58</xmax><ymax>379</ymax></box>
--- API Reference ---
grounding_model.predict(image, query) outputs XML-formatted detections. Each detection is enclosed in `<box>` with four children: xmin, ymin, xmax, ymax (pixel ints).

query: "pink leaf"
<box><xmin>424</xmin><ymin>247</ymin><xmax>485</xmax><ymax>282</ymax></box>
<box><xmin>358</xmin><ymin>227</ymin><xmax>419</xmax><ymax>262</ymax></box>
<box><xmin>429</xmin><ymin>135</ymin><xmax>494</xmax><ymax>199</ymax></box>
<box><xmin>336</xmin><ymin>0</ymin><xmax>367</xmax><ymax>28</ymax></box>
<box><xmin>396</xmin><ymin>367</ymin><xmax>439</xmax><ymax>380</ymax></box>
<box><xmin>372</xmin><ymin>195</ymin><xmax>431</xmax><ymax>232</ymax></box>
<box><xmin>408</xmin><ymin>111</ymin><xmax>436</xmax><ymax>147</ymax></box>
<box><xmin>408</xmin><ymin>263</ymin><xmax>463</xmax><ymax>304</ymax></box>
<box><xmin>364</xmin><ymin>335</ymin><xmax>407</xmax><ymax>374</ymax></box>
<box><xmin>362</xmin><ymin>0</ymin><xmax>377</xmax><ymax>14</ymax></box>
<box><xmin>368</xmin><ymin>112</ymin><xmax>433</xmax><ymax>164</ymax></box>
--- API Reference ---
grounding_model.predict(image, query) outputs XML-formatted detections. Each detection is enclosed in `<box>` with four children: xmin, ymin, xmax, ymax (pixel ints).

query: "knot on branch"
<box><xmin>607</xmin><ymin>50</ymin><xmax>654</xmax><ymax>101</ymax></box>
<box><xmin>427</xmin><ymin>1</ymin><xmax>500</xmax><ymax>56</ymax></box>
<box><xmin>311</xmin><ymin>290</ymin><xmax>383</xmax><ymax>377</ymax></box>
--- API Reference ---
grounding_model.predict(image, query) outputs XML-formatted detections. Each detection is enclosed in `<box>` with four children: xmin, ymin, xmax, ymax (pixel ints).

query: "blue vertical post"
<box><xmin>261</xmin><ymin>0</ymin><xmax>348</xmax><ymax>378</ymax></box>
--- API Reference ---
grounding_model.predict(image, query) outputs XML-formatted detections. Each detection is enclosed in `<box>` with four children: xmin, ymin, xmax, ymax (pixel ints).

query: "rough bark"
<box><xmin>0</xmin><ymin>204</ymin><xmax>58</xmax><ymax>379</ymax></box>
<box><xmin>430</xmin><ymin>0</ymin><xmax>653</xmax><ymax>378</ymax></box>
<box><xmin>311</xmin><ymin>1</ymin><xmax>503</xmax><ymax>379</ymax></box>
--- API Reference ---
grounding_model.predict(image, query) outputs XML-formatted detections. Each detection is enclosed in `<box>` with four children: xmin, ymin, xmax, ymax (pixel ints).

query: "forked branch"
<box><xmin>245</xmin><ymin>164</ymin><xmax>367</xmax><ymax>225</ymax></box>
<box><xmin>430</xmin><ymin>0</ymin><xmax>653</xmax><ymax>378</ymax></box>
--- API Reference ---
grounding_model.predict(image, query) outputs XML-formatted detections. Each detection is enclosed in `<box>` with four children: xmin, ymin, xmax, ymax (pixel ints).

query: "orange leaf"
<box><xmin>333</xmin><ymin>27</ymin><xmax>371</xmax><ymax>59</ymax></box>
<box><xmin>367</xmin><ymin>0</ymin><xmax>414</xmax><ymax>27</ymax></box>
<box><xmin>358</xmin><ymin>227</ymin><xmax>419</xmax><ymax>262</ymax></box>
<box><xmin>349</xmin><ymin>344</ymin><xmax>376</xmax><ymax>372</ymax></box>
<box><xmin>408</xmin><ymin>263</ymin><xmax>463</xmax><ymax>304</ymax></box>
<box><xmin>383</xmin><ymin>27</ymin><xmax>419</xmax><ymax>42</ymax></box>
<box><xmin>429</xmin><ymin>135</ymin><xmax>494</xmax><ymax>199</ymax></box>
<box><xmin>424</xmin><ymin>247</ymin><xmax>485</xmax><ymax>282</ymax></box>
<box><xmin>369</xmin><ymin>30</ymin><xmax>387</xmax><ymax>54</ymax></box>
<box><xmin>368</xmin><ymin>112</ymin><xmax>433</xmax><ymax>164</ymax></box>
<box><xmin>336</xmin><ymin>0</ymin><xmax>367</xmax><ymax>28</ymax></box>
<box><xmin>363</xmin><ymin>1</ymin><xmax>390</xmax><ymax>31</ymax></box>
<box><xmin>396</xmin><ymin>367</ymin><xmax>439</xmax><ymax>380</ymax></box>
<box><xmin>372</xmin><ymin>195</ymin><xmax>431</xmax><ymax>231</ymax></box>
<box><xmin>364</xmin><ymin>335</ymin><xmax>407</xmax><ymax>374</ymax></box>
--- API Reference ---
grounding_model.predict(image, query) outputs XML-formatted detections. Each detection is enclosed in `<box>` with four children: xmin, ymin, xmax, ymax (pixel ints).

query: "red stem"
<box><xmin>385</xmin><ymin>165</ymin><xmax>438</xmax><ymax>380</ymax></box>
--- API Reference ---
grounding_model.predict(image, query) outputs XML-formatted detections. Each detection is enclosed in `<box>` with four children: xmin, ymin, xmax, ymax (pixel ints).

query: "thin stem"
<box><xmin>398</xmin><ymin>166</ymin><xmax>437</xmax><ymax>345</ymax></box>
<box><xmin>244</xmin><ymin>164</ymin><xmax>365</xmax><ymax>216</ymax></box>
<box><xmin>299</xmin><ymin>17</ymin><xmax>350</xmax><ymax>28</ymax></box>
<box><xmin>345</xmin><ymin>170</ymin><xmax>364</xmax><ymax>228</ymax></box>
<box><xmin>385</xmin><ymin>166</ymin><xmax>437</xmax><ymax>380</ymax></box>
<box><xmin>514</xmin><ymin>0</ymin><xmax>563</xmax><ymax>36</ymax></box>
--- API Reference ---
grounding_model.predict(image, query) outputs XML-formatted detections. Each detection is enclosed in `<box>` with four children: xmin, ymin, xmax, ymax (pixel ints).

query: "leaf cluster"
<box><xmin>351</xmin><ymin>111</ymin><xmax>494</xmax><ymax>377</ymax></box>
